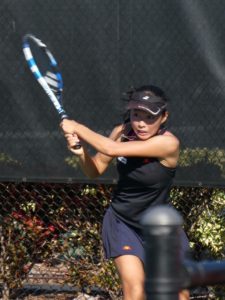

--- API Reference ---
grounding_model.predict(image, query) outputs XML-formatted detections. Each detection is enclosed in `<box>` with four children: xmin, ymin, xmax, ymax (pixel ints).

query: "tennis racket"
<box><xmin>22</xmin><ymin>33</ymin><xmax>81</xmax><ymax>149</ymax></box>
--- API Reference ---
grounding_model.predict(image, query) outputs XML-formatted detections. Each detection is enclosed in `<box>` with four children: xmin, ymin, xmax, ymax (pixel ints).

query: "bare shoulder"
<box><xmin>162</xmin><ymin>130</ymin><xmax>180</xmax><ymax>146</ymax></box>
<box><xmin>149</xmin><ymin>130</ymin><xmax>179</xmax><ymax>149</ymax></box>
<box><xmin>109</xmin><ymin>124</ymin><xmax>124</xmax><ymax>141</ymax></box>
<box><xmin>158</xmin><ymin>130</ymin><xmax>180</xmax><ymax>167</ymax></box>
<box><xmin>112</xmin><ymin>123</ymin><xmax>124</xmax><ymax>132</ymax></box>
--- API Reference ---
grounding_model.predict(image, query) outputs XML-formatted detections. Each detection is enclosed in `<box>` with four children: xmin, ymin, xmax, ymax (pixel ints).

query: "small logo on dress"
<box><xmin>122</xmin><ymin>245</ymin><xmax>132</xmax><ymax>251</ymax></box>
<box><xmin>143</xmin><ymin>158</ymin><xmax>150</xmax><ymax>164</ymax></box>
<box><xmin>118</xmin><ymin>157</ymin><xmax>127</xmax><ymax>164</ymax></box>
<box><xmin>142</xmin><ymin>95</ymin><xmax>149</xmax><ymax>100</ymax></box>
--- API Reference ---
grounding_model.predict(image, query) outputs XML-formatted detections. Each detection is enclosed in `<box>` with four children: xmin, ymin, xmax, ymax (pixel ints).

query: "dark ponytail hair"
<box><xmin>134</xmin><ymin>85</ymin><xmax>168</xmax><ymax>102</ymax></box>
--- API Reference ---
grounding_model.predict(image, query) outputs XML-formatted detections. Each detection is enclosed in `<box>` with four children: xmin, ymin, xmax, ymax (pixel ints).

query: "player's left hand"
<box><xmin>60</xmin><ymin>119</ymin><xmax>79</xmax><ymax>135</ymax></box>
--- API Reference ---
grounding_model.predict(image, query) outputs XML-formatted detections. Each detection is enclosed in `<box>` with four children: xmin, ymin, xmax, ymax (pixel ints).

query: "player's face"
<box><xmin>130</xmin><ymin>109</ymin><xmax>168</xmax><ymax>140</ymax></box>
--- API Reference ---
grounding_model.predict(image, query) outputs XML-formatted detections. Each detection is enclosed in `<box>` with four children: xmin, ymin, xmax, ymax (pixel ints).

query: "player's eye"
<box><xmin>147</xmin><ymin>114</ymin><xmax>157</xmax><ymax>120</ymax></box>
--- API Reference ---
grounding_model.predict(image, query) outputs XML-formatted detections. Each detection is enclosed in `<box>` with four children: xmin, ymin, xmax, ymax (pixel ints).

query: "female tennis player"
<box><xmin>60</xmin><ymin>85</ymin><xmax>190</xmax><ymax>300</ymax></box>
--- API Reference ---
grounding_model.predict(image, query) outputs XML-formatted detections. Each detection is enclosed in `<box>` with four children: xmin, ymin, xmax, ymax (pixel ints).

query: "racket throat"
<box><xmin>60</xmin><ymin>112</ymin><xmax>69</xmax><ymax>120</ymax></box>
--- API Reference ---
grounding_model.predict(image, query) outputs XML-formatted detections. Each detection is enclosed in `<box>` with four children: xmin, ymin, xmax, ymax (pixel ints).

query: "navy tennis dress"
<box><xmin>102</xmin><ymin>133</ymin><xmax>189</xmax><ymax>262</ymax></box>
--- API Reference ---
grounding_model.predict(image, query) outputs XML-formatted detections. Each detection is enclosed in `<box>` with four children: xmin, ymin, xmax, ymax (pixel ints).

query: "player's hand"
<box><xmin>60</xmin><ymin>119</ymin><xmax>79</xmax><ymax>135</ymax></box>
<box><xmin>65</xmin><ymin>133</ymin><xmax>84</xmax><ymax>156</ymax></box>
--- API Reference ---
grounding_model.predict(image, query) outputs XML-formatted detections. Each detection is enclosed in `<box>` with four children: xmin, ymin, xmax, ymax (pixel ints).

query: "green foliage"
<box><xmin>0</xmin><ymin>153</ymin><xmax>21</xmax><ymax>166</ymax></box>
<box><xmin>171</xmin><ymin>187</ymin><xmax>225</xmax><ymax>259</ymax></box>
<box><xmin>191</xmin><ymin>189</ymin><xmax>225</xmax><ymax>257</ymax></box>
<box><xmin>171</xmin><ymin>187</ymin><xmax>225</xmax><ymax>300</ymax></box>
<box><xmin>65</xmin><ymin>156</ymin><xmax>80</xmax><ymax>169</ymax></box>
<box><xmin>179</xmin><ymin>147</ymin><xmax>225</xmax><ymax>178</ymax></box>
<box><xmin>59</xmin><ymin>185</ymin><xmax>121</xmax><ymax>299</ymax></box>
<box><xmin>0</xmin><ymin>212</ymin><xmax>60</xmax><ymax>290</ymax></box>
<box><xmin>0</xmin><ymin>183</ymin><xmax>224</xmax><ymax>299</ymax></box>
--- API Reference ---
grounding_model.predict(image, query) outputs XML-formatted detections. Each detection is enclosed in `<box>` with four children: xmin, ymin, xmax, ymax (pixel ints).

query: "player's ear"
<box><xmin>161</xmin><ymin>111</ymin><xmax>168</xmax><ymax>124</ymax></box>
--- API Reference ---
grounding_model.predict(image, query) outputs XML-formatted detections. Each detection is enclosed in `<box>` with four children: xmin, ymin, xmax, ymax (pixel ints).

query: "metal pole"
<box><xmin>183</xmin><ymin>260</ymin><xmax>225</xmax><ymax>288</ymax></box>
<box><xmin>142</xmin><ymin>205</ymin><xmax>184</xmax><ymax>300</ymax></box>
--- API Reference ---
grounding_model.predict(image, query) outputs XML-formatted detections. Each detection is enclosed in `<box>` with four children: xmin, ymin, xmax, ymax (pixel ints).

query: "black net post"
<box><xmin>142</xmin><ymin>205</ymin><xmax>184</xmax><ymax>300</ymax></box>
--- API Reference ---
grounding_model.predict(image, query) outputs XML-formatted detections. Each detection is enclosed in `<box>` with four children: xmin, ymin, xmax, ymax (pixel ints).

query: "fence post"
<box><xmin>142</xmin><ymin>205</ymin><xmax>184</xmax><ymax>300</ymax></box>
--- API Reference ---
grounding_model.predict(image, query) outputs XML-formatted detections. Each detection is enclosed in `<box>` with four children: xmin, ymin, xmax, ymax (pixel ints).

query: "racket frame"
<box><xmin>22</xmin><ymin>34</ymin><xmax>81</xmax><ymax>149</ymax></box>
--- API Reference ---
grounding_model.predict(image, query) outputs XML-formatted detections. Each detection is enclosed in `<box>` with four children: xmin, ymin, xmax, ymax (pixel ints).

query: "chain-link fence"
<box><xmin>0</xmin><ymin>182</ymin><xmax>224</xmax><ymax>299</ymax></box>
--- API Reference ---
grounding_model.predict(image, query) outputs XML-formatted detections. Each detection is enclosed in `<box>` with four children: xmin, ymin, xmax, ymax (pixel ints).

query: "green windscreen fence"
<box><xmin>0</xmin><ymin>0</ymin><xmax>225</xmax><ymax>187</ymax></box>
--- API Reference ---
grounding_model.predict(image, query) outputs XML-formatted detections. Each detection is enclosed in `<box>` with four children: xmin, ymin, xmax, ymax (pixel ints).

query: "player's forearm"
<box><xmin>61</xmin><ymin>119</ymin><xmax>120</xmax><ymax>156</ymax></box>
<box><xmin>74</xmin><ymin>124</ymin><xmax>116</xmax><ymax>156</ymax></box>
<box><xmin>78</xmin><ymin>149</ymin><xmax>100</xmax><ymax>178</ymax></box>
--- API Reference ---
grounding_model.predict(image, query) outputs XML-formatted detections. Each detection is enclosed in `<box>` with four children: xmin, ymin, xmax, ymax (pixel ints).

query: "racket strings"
<box><xmin>44</xmin><ymin>71</ymin><xmax>62</xmax><ymax>95</ymax></box>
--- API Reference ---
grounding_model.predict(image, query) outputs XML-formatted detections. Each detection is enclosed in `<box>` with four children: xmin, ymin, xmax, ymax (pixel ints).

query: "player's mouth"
<box><xmin>137</xmin><ymin>130</ymin><xmax>149</xmax><ymax>136</ymax></box>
